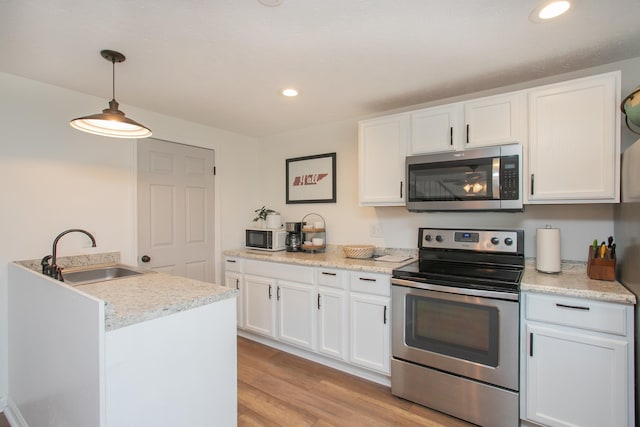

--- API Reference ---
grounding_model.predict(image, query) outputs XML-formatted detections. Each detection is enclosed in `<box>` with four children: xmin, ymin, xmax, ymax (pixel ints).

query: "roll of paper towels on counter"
<box><xmin>536</xmin><ymin>226</ymin><xmax>561</xmax><ymax>273</ymax></box>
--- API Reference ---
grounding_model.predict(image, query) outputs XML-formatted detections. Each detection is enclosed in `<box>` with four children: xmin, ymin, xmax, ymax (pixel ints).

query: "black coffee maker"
<box><xmin>285</xmin><ymin>222</ymin><xmax>303</xmax><ymax>252</ymax></box>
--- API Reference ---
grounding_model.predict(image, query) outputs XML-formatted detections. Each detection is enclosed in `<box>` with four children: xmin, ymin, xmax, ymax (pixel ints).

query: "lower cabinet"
<box><xmin>229</xmin><ymin>258</ymin><xmax>392</xmax><ymax>380</ymax></box>
<box><xmin>349</xmin><ymin>271</ymin><xmax>391</xmax><ymax>375</ymax></box>
<box><xmin>521</xmin><ymin>292</ymin><xmax>634</xmax><ymax>427</ymax></box>
<box><xmin>349</xmin><ymin>292</ymin><xmax>390</xmax><ymax>374</ymax></box>
<box><xmin>243</xmin><ymin>274</ymin><xmax>315</xmax><ymax>351</ymax></box>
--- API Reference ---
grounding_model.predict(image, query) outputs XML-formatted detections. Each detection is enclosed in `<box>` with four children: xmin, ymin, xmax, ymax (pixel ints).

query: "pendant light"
<box><xmin>70</xmin><ymin>50</ymin><xmax>152</xmax><ymax>139</ymax></box>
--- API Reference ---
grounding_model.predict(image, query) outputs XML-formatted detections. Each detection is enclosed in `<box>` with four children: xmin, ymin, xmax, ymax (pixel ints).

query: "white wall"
<box><xmin>0</xmin><ymin>72</ymin><xmax>259</xmax><ymax>406</ymax></box>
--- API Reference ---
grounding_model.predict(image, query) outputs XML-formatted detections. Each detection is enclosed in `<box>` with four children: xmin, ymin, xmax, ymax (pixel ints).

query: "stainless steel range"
<box><xmin>391</xmin><ymin>227</ymin><xmax>524</xmax><ymax>427</ymax></box>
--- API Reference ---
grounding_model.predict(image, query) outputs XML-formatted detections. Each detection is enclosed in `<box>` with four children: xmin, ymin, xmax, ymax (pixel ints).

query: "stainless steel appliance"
<box><xmin>391</xmin><ymin>227</ymin><xmax>524</xmax><ymax>427</ymax></box>
<box><xmin>245</xmin><ymin>228</ymin><xmax>286</xmax><ymax>251</ymax></box>
<box><xmin>406</xmin><ymin>143</ymin><xmax>522</xmax><ymax>212</ymax></box>
<box><xmin>285</xmin><ymin>221</ymin><xmax>303</xmax><ymax>252</ymax></box>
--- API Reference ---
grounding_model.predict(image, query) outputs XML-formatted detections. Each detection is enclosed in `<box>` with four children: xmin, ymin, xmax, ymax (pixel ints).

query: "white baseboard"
<box><xmin>3</xmin><ymin>397</ymin><xmax>28</xmax><ymax>427</ymax></box>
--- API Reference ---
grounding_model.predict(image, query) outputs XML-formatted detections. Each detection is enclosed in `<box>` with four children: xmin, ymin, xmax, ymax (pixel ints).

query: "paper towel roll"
<box><xmin>536</xmin><ymin>227</ymin><xmax>561</xmax><ymax>273</ymax></box>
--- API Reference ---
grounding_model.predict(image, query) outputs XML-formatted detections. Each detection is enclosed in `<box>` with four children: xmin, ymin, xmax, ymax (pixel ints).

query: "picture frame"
<box><xmin>286</xmin><ymin>152</ymin><xmax>336</xmax><ymax>204</ymax></box>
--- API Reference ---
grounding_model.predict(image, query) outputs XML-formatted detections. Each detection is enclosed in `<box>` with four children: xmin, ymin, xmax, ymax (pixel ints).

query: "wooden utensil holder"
<box><xmin>587</xmin><ymin>246</ymin><xmax>616</xmax><ymax>281</ymax></box>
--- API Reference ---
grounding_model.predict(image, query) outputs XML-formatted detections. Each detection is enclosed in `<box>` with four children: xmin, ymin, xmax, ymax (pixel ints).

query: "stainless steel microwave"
<box><xmin>245</xmin><ymin>228</ymin><xmax>287</xmax><ymax>251</ymax></box>
<box><xmin>406</xmin><ymin>144</ymin><xmax>523</xmax><ymax>212</ymax></box>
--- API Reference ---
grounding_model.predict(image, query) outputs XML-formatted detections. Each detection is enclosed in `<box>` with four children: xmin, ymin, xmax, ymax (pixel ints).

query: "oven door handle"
<box><xmin>391</xmin><ymin>277</ymin><xmax>519</xmax><ymax>301</ymax></box>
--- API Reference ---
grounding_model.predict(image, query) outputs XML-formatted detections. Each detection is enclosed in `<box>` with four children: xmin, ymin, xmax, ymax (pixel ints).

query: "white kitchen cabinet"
<box><xmin>409</xmin><ymin>104</ymin><xmax>461</xmax><ymax>154</ymax></box>
<box><xmin>358</xmin><ymin>113</ymin><xmax>408</xmax><ymax>206</ymax></box>
<box><xmin>243</xmin><ymin>274</ymin><xmax>276</xmax><ymax>338</ymax></box>
<box><xmin>317</xmin><ymin>268</ymin><xmax>348</xmax><ymax>360</ymax></box>
<box><xmin>408</xmin><ymin>92</ymin><xmax>525</xmax><ymax>155</ymax></box>
<box><xmin>224</xmin><ymin>256</ymin><xmax>243</xmax><ymax>327</ymax></box>
<box><xmin>243</xmin><ymin>260</ymin><xmax>316</xmax><ymax>351</ymax></box>
<box><xmin>526</xmin><ymin>72</ymin><xmax>620</xmax><ymax>203</ymax></box>
<box><xmin>349</xmin><ymin>271</ymin><xmax>391</xmax><ymax>375</ymax></box>
<box><xmin>521</xmin><ymin>292</ymin><xmax>634</xmax><ymax>427</ymax></box>
<box><xmin>464</xmin><ymin>92</ymin><xmax>526</xmax><ymax>149</ymax></box>
<box><xmin>276</xmin><ymin>279</ymin><xmax>315</xmax><ymax>349</ymax></box>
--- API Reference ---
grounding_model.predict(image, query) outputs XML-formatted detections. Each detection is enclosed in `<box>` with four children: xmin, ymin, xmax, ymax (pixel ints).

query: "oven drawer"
<box><xmin>350</xmin><ymin>272</ymin><xmax>390</xmax><ymax>296</ymax></box>
<box><xmin>525</xmin><ymin>293</ymin><xmax>627</xmax><ymax>336</ymax></box>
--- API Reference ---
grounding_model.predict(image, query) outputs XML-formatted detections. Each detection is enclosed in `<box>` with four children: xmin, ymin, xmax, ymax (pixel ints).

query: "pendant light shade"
<box><xmin>70</xmin><ymin>50</ymin><xmax>152</xmax><ymax>139</ymax></box>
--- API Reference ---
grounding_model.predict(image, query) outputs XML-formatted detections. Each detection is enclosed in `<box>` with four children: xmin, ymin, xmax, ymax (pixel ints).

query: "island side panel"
<box><xmin>105</xmin><ymin>297</ymin><xmax>237</xmax><ymax>427</ymax></box>
<box><xmin>7</xmin><ymin>263</ymin><xmax>105</xmax><ymax>427</ymax></box>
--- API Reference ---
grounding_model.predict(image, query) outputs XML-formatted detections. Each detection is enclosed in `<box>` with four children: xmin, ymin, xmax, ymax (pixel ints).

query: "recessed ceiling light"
<box><xmin>529</xmin><ymin>0</ymin><xmax>571</xmax><ymax>22</ymax></box>
<box><xmin>282</xmin><ymin>88</ymin><xmax>299</xmax><ymax>97</ymax></box>
<box><xmin>258</xmin><ymin>0</ymin><xmax>283</xmax><ymax>7</ymax></box>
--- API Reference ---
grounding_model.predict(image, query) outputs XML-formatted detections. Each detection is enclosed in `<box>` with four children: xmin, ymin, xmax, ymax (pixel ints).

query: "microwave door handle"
<box><xmin>492</xmin><ymin>157</ymin><xmax>501</xmax><ymax>199</ymax></box>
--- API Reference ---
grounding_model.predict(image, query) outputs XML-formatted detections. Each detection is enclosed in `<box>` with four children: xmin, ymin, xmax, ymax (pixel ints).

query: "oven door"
<box><xmin>391</xmin><ymin>280</ymin><xmax>519</xmax><ymax>391</ymax></box>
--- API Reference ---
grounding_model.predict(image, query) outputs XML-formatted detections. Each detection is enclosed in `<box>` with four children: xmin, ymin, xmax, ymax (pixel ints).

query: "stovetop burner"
<box><xmin>392</xmin><ymin>227</ymin><xmax>525</xmax><ymax>293</ymax></box>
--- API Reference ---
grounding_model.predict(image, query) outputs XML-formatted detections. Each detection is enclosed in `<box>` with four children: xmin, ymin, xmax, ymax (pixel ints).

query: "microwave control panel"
<box><xmin>500</xmin><ymin>155</ymin><xmax>519</xmax><ymax>200</ymax></box>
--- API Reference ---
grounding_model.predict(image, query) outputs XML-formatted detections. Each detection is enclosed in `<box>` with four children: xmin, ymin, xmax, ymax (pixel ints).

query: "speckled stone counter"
<box><xmin>522</xmin><ymin>260</ymin><xmax>636</xmax><ymax>305</ymax></box>
<box><xmin>77</xmin><ymin>272</ymin><xmax>236</xmax><ymax>330</ymax></box>
<box><xmin>223</xmin><ymin>245</ymin><xmax>417</xmax><ymax>274</ymax></box>
<box><xmin>16</xmin><ymin>253</ymin><xmax>237</xmax><ymax>331</ymax></box>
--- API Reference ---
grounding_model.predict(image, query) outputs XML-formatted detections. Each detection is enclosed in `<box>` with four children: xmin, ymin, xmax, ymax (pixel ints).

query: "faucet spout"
<box><xmin>48</xmin><ymin>229</ymin><xmax>97</xmax><ymax>280</ymax></box>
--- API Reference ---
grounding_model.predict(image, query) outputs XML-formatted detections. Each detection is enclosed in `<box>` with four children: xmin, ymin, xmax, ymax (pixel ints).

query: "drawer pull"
<box><xmin>321</xmin><ymin>272</ymin><xmax>337</xmax><ymax>276</ymax></box>
<box><xmin>359</xmin><ymin>277</ymin><xmax>377</xmax><ymax>282</ymax></box>
<box><xmin>226</xmin><ymin>259</ymin><xmax>236</xmax><ymax>263</ymax></box>
<box><xmin>556</xmin><ymin>303</ymin><xmax>590</xmax><ymax>311</ymax></box>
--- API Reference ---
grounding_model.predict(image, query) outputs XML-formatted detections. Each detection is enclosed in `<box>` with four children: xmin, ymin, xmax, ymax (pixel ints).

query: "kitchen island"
<box><xmin>7</xmin><ymin>255</ymin><xmax>237</xmax><ymax>427</ymax></box>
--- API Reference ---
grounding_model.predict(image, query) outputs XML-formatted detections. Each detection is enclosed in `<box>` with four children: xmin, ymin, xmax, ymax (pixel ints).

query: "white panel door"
<box><xmin>138</xmin><ymin>138</ymin><xmax>215</xmax><ymax>281</ymax></box>
<box><xmin>350</xmin><ymin>293</ymin><xmax>390</xmax><ymax>374</ymax></box>
<box><xmin>410</xmin><ymin>104</ymin><xmax>461</xmax><ymax>154</ymax></box>
<box><xmin>317</xmin><ymin>286</ymin><xmax>347</xmax><ymax>360</ymax></box>
<box><xmin>277</xmin><ymin>280</ymin><xmax>315</xmax><ymax>350</ymax></box>
<box><xmin>243</xmin><ymin>274</ymin><xmax>276</xmax><ymax>338</ymax></box>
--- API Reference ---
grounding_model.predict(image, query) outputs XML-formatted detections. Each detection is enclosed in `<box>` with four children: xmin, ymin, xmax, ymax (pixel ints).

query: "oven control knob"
<box><xmin>435</xmin><ymin>235</ymin><xmax>444</xmax><ymax>242</ymax></box>
<box><xmin>491</xmin><ymin>237</ymin><xmax>500</xmax><ymax>245</ymax></box>
<box><xmin>504</xmin><ymin>237</ymin><xmax>514</xmax><ymax>246</ymax></box>
<box><xmin>425</xmin><ymin>234</ymin><xmax>432</xmax><ymax>242</ymax></box>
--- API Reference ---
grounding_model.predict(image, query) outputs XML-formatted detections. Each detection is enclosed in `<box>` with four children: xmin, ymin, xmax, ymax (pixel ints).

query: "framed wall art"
<box><xmin>286</xmin><ymin>152</ymin><xmax>336</xmax><ymax>204</ymax></box>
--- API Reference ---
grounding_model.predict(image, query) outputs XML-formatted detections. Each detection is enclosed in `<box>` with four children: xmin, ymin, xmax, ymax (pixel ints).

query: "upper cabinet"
<box><xmin>358</xmin><ymin>71</ymin><xmax>620</xmax><ymax>207</ymax></box>
<box><xmin>526</xmin><ymin>72</ymin><xmax>620</xmax><ymax>204</ymax></box>
<box><xmin>358</xmin><ymin>113</ymin><xmax>408</xmax><ymax>206</ymax></box>
<box><xmin>409</xmin><ymin>104</ymin><xmax>461</xmax><ymax>154</ymax></box>
<box><xmin>409</xmin><ymin>92</ymin><xmax>526</xmax><ymax>155</ymax></box>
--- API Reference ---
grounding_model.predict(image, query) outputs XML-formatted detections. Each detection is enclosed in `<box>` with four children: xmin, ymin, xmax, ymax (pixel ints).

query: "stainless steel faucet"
<box><xmin>41</xmin><ymin>229</ymin><xmax>97</xmax><ymax>281</ymax></box>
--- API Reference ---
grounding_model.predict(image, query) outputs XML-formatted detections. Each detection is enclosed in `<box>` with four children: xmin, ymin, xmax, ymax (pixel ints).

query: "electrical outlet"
<box><xmin>369</xmin><ymin>223</ymin><xmax>383</xmax><ymax>237</ymax></box>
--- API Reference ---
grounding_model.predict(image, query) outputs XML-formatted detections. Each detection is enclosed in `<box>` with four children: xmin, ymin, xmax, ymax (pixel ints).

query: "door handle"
<box><xmin>317</xmin><ymin>293</ymin><xmax>321</xmax><ymax>310</ymax></box>
<box><xmin>383</xmin><ymin>305</ymin><xmax>387</xmax><ymax>324</ymax></box>
<box><xmin>235</xmin><ymin>278</ymin><xmax>240</xmax><ymax>290</ymax></box>
<box><xmin>400</xmin><ymin>181</ymin><xmax>403</xmax><ymax>198</ymax></box>
<box><xmin>268</xmin><ymin>285</ymin><xmax>272</xmax><ymax>300</ymax></box>
<box><xmin>530</xmin><ymin>174</ymin><xmax>535</xmax><ymax>195</ymax></box>
<box><xmin>466</xmin><ymin>124</ymin><xmax>470</xmax><ymax>144</ymax></box>
<box><xmin>141</xmin><ymin>255</ymin><xmax>151</xmax><ymax>263</ymax></box>
<box><xmin>277</xmin><ymin>286</ymin><xmax>281</xmax><ymax>301</ymax></box>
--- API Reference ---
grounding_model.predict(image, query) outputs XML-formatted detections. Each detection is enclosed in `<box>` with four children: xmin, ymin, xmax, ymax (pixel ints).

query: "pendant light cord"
<box><xmin>111</xmin><ymin>58</ymin><xmax>116</xmax><ymax>101</ymax></box>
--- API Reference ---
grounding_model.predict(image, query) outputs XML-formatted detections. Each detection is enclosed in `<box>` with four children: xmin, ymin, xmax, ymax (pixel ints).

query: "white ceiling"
<box><xmin>1</xmin><ymin>0</ymin><xmax>640</xmax><ymax>138</ymax></box>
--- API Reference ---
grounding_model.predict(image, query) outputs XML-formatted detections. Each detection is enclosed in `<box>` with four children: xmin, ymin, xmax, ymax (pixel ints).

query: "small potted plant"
<box><xmin>253</xmin><ymin>206</ymin><xmax>279</xmax><ymax>228</ymax></box>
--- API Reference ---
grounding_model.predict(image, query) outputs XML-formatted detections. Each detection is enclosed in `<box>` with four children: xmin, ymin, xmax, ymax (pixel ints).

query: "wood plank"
<box><xmin>238</xmin><ymin>337</ymin><xmax>474</xmax><ymax>427</ymax></box>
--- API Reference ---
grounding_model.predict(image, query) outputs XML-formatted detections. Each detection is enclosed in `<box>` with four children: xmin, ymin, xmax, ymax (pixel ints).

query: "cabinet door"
<box><xmin>349</xmin><ymin>293</ymin><xmax>390</xmax><ymax>374</ymax></box>
<box><xmin>527</xmin><ymin>73</ymin><xmax>619</xmax><ymax>203</ymax></box>
<box><xmin>464</xmin><ymin>92</ymin><xmax>525</xmax><ymax>148</ymax></box>
<box><xmin>277</xmin><ymin>280</ymin><xmax>315</xmax><ymax>350</ymax></box>
<box><xmin>243</xmin><ymin>274</ymin><xmax>276</xmax><ymax>338</ymax></box>
<box><xmin>358</xmin><ymin>114</ymin><xmax>408</xmax><ymax>206</ymax></box>
<box><xmin>224</xmin><ymin>271</ymin><xmax>243</xmax><ymax>328</ymax></box>
<box><xmin>410</xmin><ymin>104</ymin><xmax>461</xmax><ymax>154</ymax></box>
<box><xmin>525</xmin><ymin>324</ymin><xmax>629</xmax><ymax>427</ymax></box>
<box><xmin>317</xmin><ymin>287</ymin><xmax>347</xmax><ymax>360</ymax></box>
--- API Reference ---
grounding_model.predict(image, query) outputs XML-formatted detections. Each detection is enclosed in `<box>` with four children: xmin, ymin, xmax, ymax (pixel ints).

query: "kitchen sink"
<box><xmin>62</xmin><ymin>265</ymin><xmax>149</xmax><ymax>286</ymax></box>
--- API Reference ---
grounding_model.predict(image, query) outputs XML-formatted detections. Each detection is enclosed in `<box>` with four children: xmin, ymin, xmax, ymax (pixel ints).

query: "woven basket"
<box><xmin>343</xmin><ymin>245</ymin><xmax>375</xmax><ymax>259</ymax></box>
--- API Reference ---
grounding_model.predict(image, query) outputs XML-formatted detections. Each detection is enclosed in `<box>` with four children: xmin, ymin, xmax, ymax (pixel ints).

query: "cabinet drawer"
<box><xmin>318</xmin><ymin>268</ymin><xmax>346</xmax><ymax>289</ymax></box>
<box><xmin>525</xmin><ymin>293</ymin><xmax>628</xmax><ymax>336</ymax></box>
<box><xmin>224</xmin><ymin>257</ymin><xmax>243</xmax><ymax>273</ymax></box>
<box><xmin>245</xmin><ymin>260</ymin><xmax>314</xmax><ymax>284</ymax></box>
<box><xmin>349</xmin><ymin>271</ymin><xmax>390</xmax><ymax>296</ymax></box>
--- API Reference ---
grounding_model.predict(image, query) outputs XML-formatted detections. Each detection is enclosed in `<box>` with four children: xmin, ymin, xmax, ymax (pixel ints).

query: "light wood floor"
<box><xmin>237</xmin><ymin>337</ymin><xmax>474</xmax><ymax>426</ymax></box>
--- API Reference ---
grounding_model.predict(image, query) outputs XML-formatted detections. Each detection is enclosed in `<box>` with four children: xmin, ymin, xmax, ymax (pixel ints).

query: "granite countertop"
<box><xmin>225</xmin><ymin>249</ymin><xmax>635</xmax><ymax>305</ymax></box>
<box><xmin>223</xmin><ymin>246</ymin><xmax>417</xmax><ymax>274</ymax></box>
<box><xmin>16</xmin><ymin>252</ymin><xmax>237</xmax><ymax>331</ymax></box>
<box><xmin>76</xmin><ymin>272</ymin><xmax>236</xmax><ymax>330</ymax></box>
<box><xmin>522</xmin><ymin>261</ymin><xmax>636</xmax><ymax>305</ymax></box>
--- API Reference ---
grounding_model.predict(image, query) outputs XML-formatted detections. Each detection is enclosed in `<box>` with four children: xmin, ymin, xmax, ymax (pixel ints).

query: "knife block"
<box><xmin>587</xmin><ymin>246</ymin><xmax>616</xmax><ymax>281</ymax></box>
